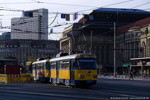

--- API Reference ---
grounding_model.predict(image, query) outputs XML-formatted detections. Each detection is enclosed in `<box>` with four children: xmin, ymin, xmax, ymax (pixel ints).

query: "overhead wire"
<box><xmin>0</xmin><ymin>0</ymin><xmax>98</xmax><ymax>8</ymax></box>
<box><xmin>1</xmin><ymin>0</ymin><xmax>150</xmax><ymax>36</ymax></box>
<box><xmin>48</xmin><ymin>13</ymin><xmax>59</xmax><ymax>26</ymax></box>
<box><xmin>0</xmin><ymin>0</ymin><xmax>136</xmax><ymax>17</ymax></box>
<box><xmin>131</xmin><ymin>1</ymin><xmax>150</xmax><ymax>9</ymax></box>
<box><xmin>0</xmin><ymin>2</ymin><xmax>35</xmax><ymax>4</ymax></box>
<box><xmin>75</xmin><ymin>0</ymin><xmax>135</xmax><ymax>13</ymax></box>
<box><xmin>29</xmin><ymin>0</ymin><xmax>99</xmax><ymax>8</ymax></box>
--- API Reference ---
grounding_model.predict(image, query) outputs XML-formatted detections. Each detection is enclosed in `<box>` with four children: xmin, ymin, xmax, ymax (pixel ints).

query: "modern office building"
<box><xmin>11</xmin><ymin>8</ymin><xmax>48</xmax><ymax>40</ymax></box>
<box><xmin>0</xmin><ymin>39</ymin><xmax>59</xmax><ymax>65</ymax></box>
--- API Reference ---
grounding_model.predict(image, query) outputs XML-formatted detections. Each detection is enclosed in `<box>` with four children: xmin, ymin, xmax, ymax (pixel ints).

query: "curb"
<box><xmin>99</xmin><ymin>76</ymin><xmax>150</xmax><ymax>81</ymax></box>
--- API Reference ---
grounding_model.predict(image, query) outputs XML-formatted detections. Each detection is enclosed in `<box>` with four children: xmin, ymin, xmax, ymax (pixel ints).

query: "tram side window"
<box><xmin>46</xmin><ymin>62</ymin><xmax>50</xmax><ymax>70</ymax></box>
<box><xmin>32</xmin><ymin>64</ymin><xmax>36</xmax><ymax>70</ymax></box>
<box><xmin>50</xmin><ymin>62</ymin><xmax>56</xmax><ymax>70</ymax></box>
<box><xmin>71</xmin><ymin>59</ymin><xmax>75</xmax><ymax>69</ymax></box>
<box><xmin>43</xmin><ymin>63</ymin><xmax>45</xmax><ymax>70</ymax></box>
<box><xmin>37</xmin><ymin>63</ymin><xmax>43</xmax><ymax>70</ymax></box>
<box><xmin>60</xmin><ymin>60</ymin><xmax>69</xmax><ymax>70</ymax></box>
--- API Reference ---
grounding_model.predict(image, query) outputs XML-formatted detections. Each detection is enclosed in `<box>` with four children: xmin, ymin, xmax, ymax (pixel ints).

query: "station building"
<box><xmin>60</xmin><ymin>8</ymin><xmax>150</xmax><ymax>74</ymax></box>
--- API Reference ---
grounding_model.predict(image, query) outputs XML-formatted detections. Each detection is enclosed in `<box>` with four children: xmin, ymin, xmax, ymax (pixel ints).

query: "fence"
<box><xmin>0</xmin><ymin>74</ymin><xmax>31</xmax><ymax>83</ymax></box>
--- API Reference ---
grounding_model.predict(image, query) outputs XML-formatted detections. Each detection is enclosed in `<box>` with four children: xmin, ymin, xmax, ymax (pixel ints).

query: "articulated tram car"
<box><xmin>32</xmin><ymin>59</ymin><xmax>50</xmax><ymax>82</ymax></box>
<box><xmin>50</xmin><ymin>54</ymin><xmax>98</xmax><ymax>86</ymax></box>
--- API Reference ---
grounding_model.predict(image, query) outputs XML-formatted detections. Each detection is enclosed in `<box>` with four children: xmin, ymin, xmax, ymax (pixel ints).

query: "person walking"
<box><xmin>129</xmin><ymin>71</ymin><xmax>134</xmax><ymax>80</ymax></box>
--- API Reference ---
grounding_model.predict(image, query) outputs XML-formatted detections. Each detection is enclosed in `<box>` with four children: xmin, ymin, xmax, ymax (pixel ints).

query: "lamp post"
<box><xmin>91</xmin><ymin>30</ymin><xmax>93</xmax><ymax>54</ymax></box>
<box><xmin>114</xmin><ymin>22</ymin><xmax>116</xmax><ymax>77</ymax></box>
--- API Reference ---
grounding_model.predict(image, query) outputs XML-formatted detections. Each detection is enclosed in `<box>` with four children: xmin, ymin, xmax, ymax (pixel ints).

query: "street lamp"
<box><xmin>90</xmin><ymin>30</ymin><xmax>93</xmax><ymax>54</ymax></box>
<box><xmin>114</xmin><ymin>22</ymin><xmax>116</xmax><ymax>77</ymax></box>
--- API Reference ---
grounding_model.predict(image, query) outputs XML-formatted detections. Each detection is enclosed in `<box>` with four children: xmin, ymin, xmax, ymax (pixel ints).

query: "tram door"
<box><xmin>56</xmin><ymin>61</ymin><xmax>59</xmax><ymax>83</ymax></box>
<box><xmin>35</xmin><ymin>64</ymin><xmax>38</xmax><ymax>80</ymax></box>
<box><xmin>70</xmin><ymin>59</ymin><xmax>75</xmax><ymax>80</ymax></box>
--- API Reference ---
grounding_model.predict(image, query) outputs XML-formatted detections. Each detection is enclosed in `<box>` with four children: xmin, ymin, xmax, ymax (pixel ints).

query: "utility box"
<box><xmin>4</xmin><ymin>65</ymin><xmax>20</xmax><ymax>74</ymax></box>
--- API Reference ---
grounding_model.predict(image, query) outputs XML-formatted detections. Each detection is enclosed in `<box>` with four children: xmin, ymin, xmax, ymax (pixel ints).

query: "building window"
<box><xmin>145</xmin><ymin>28</ymin><xmax>149</xmax><ymax>34</ymax></box>
<box><xmin>131</xmin><ymin>33</ymin><xmax>134</xmax><ymax>38</ymax></box>
<box><xmin>14</xmin><ymin>45</ymin><xmax>18</xmax><ymax>48</ymax></box>
<box><xmin>101</xmin><ymin>46</ymin><xmax>104</xmax><ymax>64</ymax></box>
<box><xmin>106</xmin><ymin>46</ymin><xmax>109</xmax><ymax>63</ymax></box>
<box><xmin>135</xmin><ymin>32</ymin><xmax>140</xmax><ymax>37</ymax></box>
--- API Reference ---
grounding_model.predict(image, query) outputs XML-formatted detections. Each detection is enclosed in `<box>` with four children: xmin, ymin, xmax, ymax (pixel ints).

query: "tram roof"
<box><xmin>32</xmin><ymin>59</ymin><xmax>50</xmax><ymax>64</ymax></box>
<box><xmin>50</xmin><ymin>53</ymin><xmax>95</xmax><ymax>62</ymax></box>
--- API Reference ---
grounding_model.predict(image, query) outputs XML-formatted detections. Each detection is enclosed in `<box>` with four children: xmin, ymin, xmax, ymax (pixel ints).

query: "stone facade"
<box><xmin>60</xmin><ymin>8</ymin><xmax>150</xmax><ymax>74</ymax></box>
<box><xmin>60</xmin><ymin>23</ymin><xmax>114</xmax><ymax>73</ymax></box>
<box><xmin>116</xmin><ymin>17</ymin><xmax>150</xmax><ymax>76</ymax></box>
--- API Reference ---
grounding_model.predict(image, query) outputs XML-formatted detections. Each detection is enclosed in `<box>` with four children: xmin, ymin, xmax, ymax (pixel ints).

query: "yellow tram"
<box><xmin>50</xmin><ymin>53</ymin><xmax>98</xmax><ymax>86</ymax></box>
<box><xmin>32</xmin><ymin>59</ymin><xmax>50</xmax><ymax>82</ymax></box>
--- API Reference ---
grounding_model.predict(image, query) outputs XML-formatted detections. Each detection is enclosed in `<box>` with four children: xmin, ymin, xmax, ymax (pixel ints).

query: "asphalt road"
<box><xmin>0</xmin><ymin>78</ymin><xmax>150</xmax><ymax>100</ymax></box>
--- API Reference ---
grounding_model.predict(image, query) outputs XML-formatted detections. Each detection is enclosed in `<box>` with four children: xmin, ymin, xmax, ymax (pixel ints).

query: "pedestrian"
<box><xmin>129</xmin><ymin>71</ymin><xmax>134</xmax><ymax>80</ymax></box>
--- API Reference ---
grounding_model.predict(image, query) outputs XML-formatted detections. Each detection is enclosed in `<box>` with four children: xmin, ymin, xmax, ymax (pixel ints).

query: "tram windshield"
<box><xmin>77</xmin><ymin>59</ymin><xmax>96</xmax><ymax>69</ymax></box>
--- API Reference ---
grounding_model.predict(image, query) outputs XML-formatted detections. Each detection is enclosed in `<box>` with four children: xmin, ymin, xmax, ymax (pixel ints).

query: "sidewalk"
<box><xmin>99</xmin><ymin>75</ymin><xmax>150</xmax><ymax>81</ymax></box>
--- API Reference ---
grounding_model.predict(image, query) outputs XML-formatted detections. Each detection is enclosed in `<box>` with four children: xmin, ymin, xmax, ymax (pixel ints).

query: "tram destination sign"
<box><xmin>80</xmin><ymin>55</ymin><xmax>95</xmax><ymax>58</ymax></box>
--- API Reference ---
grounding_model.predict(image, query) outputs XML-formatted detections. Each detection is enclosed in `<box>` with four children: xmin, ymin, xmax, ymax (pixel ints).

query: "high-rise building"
<box><xmin>11</xmin><ymin>8</ymin><xmax>48</xmax><ymax>40</ymax></box>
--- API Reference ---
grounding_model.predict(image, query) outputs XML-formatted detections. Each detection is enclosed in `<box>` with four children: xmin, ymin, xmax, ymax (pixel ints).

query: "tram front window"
<box><xmin>77</xmin><ymin>59</ymin><xmax>96</xmax><ymax>69</ymax></box>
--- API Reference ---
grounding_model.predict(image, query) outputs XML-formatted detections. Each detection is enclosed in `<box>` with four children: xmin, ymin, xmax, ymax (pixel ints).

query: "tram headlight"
<box><xmin>80</xmin><ymin>74</ymin><xmax>85</xmax><ymax>78</ymax></box>
<box><xmin>93</xmin><ymin>75</ymin><xmax>97</xmax><ymax>78</ymax></box>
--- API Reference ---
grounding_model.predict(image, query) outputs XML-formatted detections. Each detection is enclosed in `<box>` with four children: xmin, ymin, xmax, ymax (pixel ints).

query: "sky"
<box><xmin>0</xmin><ymin>0</ymin><xmax>150</xmax><ymax>40</ymax></box>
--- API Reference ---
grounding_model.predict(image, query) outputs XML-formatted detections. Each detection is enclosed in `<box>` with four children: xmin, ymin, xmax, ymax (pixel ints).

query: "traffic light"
<box><xmin>140</xmin><ymin>47</ymin><xmax>143</xmax><ymax>52</ymax></box>
<box><xmin>120</xmin><ymin>46</ymin><xmax>123</xmax><ymax>52</ymax></box>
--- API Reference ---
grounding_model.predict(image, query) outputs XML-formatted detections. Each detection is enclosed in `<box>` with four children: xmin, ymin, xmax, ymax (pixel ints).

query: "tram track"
<box><xmin>0</xmin><ymin>84</ymin><xmax>147</xmax><ymax>99</ymax></box>
<box><xmin>0</xmin><ymin>89</ymin><xmax>103</xmax><ymax>100</ymax></box>
<box><xmin>0</xmin><ymin>86</ymin><xmax>104</xmax><ymax>98</ymax></box>
<box><xmin>0</xmin><ymin>78</ymin><xmax>150</xmax><ymax>100</ymax></box>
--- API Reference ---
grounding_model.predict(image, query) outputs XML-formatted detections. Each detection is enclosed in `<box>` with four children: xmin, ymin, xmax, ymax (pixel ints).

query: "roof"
<box><xmin>50</xmin><ymin>54</ymin><xmax>79</xmax><ymax>61</ymax></box>
<box><xmin>93</xmin><ymin>8</ymin><xmax>150</xmax><ymax>13</ymax></box>
<box><xmin>32</xmin><ymin>59</ymin><xmax>50</xmax><ymax>64</ymax></box>
<box><xmin>78</xmin><ymin>17</ymin><xmax>87</xmax><ymax>23</ymax></box>
<box><xmin>117</xmin><ymin>17</ymin><xmax>150</xmax><ymax>33</ymax></box>
<box><xmin>50</xmin><ymin>54</ymin><xmax>96</xmax><ymax>62</ymax></box>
